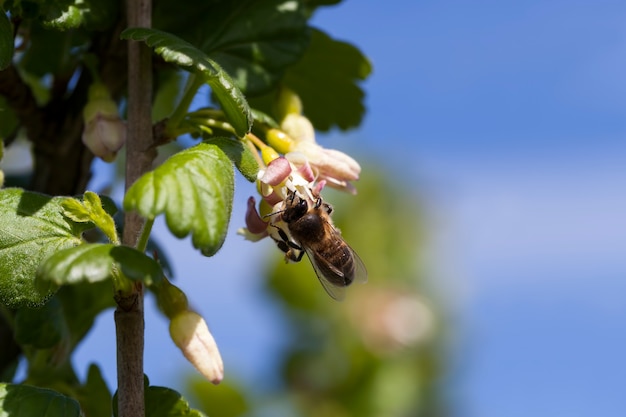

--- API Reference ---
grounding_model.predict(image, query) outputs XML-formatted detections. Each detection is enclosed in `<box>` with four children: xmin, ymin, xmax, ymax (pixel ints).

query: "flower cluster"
<box><xmin>238</xmin><ymin>88</ymin><xmax>362</xmax><ymax>247</ymax></box>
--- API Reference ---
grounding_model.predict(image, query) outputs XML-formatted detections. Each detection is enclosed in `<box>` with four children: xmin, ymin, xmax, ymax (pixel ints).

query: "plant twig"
<box><xmin>115</xmin><ymin>0</ymin><xmax>154</xmax><ymax>416</ymax></box>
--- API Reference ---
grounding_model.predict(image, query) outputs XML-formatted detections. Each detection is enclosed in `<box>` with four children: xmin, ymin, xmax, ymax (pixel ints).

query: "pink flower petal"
<box><xmin>260</xmin><ymin>156</ymin><xmax>291</xmax><ymax>186</ymax></box>
<box><xmin>244</xmin><ymin>196</ymin><xmax>268</xmax><ymax>234</ymax></box>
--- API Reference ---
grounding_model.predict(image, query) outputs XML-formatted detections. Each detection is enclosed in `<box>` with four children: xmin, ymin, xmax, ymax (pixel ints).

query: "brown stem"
<box><xmin>115</xmin><ymin>1</ymin><xmax>154</xmax><ymax>416</ymax></box>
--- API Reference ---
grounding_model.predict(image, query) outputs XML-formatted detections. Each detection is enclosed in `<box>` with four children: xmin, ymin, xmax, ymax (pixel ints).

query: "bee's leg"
<box><xmin>270</xmin><ymin>224</ymin><xmax>304</xmax><ymax>262</ymax></box>
<box><xmin>313</xmin><ymin>196</ymin><xmax>332</xmax><ymax>214</ymax></box>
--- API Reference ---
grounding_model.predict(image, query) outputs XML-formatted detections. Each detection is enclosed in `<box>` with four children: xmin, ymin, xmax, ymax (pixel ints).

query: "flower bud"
<box><xmin>280</xmin><ymin>113</ymin><xmax>315</xmax><ymax>143</ymax></box>
<box><xmin>266</xmin><ymin>128</ymin><xmax>295</xmax><ymax>154</ymax></box>
<box><xmin>261</xmin><ymin>146</ymin><xmax>280</xmax><ymax>165</ymax></box>
<box><xmin>169</xmin><ymin>310</ymin><xmax>224</xmax><ymax>384</ymax></box>
<box><xmin>82</xmin><ymin>83</ymin><xmax>126</xmax><ymax>162</ymax></box>
<box><xmin>291</xmin><ymin>141</ymin><xmax>361</xmax><ymax>193</ymax></box>
<box><xmin>155</xmin><ymin>277</ymin><xmax>189</xmax><ymax>320</ymax></box>
<box><xmin>275</xmin><ymin>86</ymin><xmax>302</xmax><ymax>120</ymax></box>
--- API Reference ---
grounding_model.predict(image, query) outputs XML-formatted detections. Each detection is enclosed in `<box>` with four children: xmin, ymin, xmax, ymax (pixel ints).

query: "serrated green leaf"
<box><xmin>82</xmin><ymin>191</ymin><xmax>119</xmax><ymax>242</ymax></box>
<box><xmin>61</xmin><ymin>198</ymin><xmax>92</xmax><ymax>223</ymax></box>
<box><xmin>36</xmin><ymin>243</ymin><xmax>163</xmax><ymax>287</ymax></box>
<box><xmin>205</xmin><ymin>137</ymin><xmax>259</xmax><ymax>182</ymax></box>
<box><xmin>0</xmin><ymin>189</ymin><xmax>90</xmax><ymax>308</ymax></box>
<box><xmin>283</xmin><ymin>28</ymin><xmax>372</xmax><ymax>131</ymax></box>
<box><xmin>41</xmin><ymin>4</ymin><xmax>83</xmax><ymax>30</ymax></box>
<box><xmin>0</xmin><ymin>10</ymin><xmax>14</xmax><ymax>70</ymax></box>
<box><xmin>121</xmin><ymin>28</ymin><xmax>252</xmax><ymax>137</ymax></box>
<box><xmin>123</xmin><ymin>143</ymin><xmax>234</xmax><ymax>257</ymax></box>
<box><xmin>0</xmin><ymin>383</ymin><xmax>81</xmax><ymax>417</ymax></box>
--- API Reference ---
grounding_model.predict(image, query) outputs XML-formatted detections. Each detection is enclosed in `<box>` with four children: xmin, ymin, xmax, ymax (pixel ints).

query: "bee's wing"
<box><xmin>303</xmin><ymin>241</ymin><xmax>367</xmax><ymax>301</ymax></box>
<box><xmin>303</xmin><ymin>246</ymin><xmax>347</xmax><ymax>301</ymax></box>
<box><xmin>350</xmin><ymin>245</ymin><xmax>368</xmax><ymax>284</ymax></box>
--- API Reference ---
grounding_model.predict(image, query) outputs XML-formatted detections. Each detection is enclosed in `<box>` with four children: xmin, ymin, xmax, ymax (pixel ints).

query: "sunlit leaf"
<box><xmin>0</xmin><ymin>189</ymin><xmax>88</xmax><ymax>308</ymax></box>
<box><xmin>123</xmin><ymin>142</ymin><xmax>234</xmax><ymax>257</ymax></box>
<box><xmin>0</xmin><ymin>383</ymin><xmax>81</xmax><ymax>417</ymax></box>
<box><xmin>62</xmin><ymin>192</ymin><xmax>119</xmax><ymax>243</ymax></box>
<box><xmin>121</xmin><ymin>28</ymin><xmax>252</xmax><ymax>137</ymax></box>
<box><xmin>41</xmin><ymin>4</ymin><xmax>83</xmax><ymax>30</ymax></box>
<box><xmin>36</xmin><ymin>243</ymin><xmax>163</xmax><ymax>287</ymax></box>
<box><xmin>205</xmin><ymin>137</ymin><xmax>259</xmax><ymax>182</ymax></box>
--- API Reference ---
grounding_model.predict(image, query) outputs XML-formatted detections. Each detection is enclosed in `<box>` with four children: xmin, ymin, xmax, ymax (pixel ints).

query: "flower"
<box><xmin>169</xmin><ymin>310</ymin><xmax>224</xmax><ymax>384</ymax></box>
<box><xmin>266</xmin><ymin>110</ymin><xmax>361</xmax><ymax>194</ymax></box>
<box><xmin>239</xmin><ymin>88</ymin><xmax>363</xmax><ymax>251</ymax></box>
<box><xmin>81</xmin><ymin>83</ymin><xmax>126</xmax><ymax>162</ymax></box>
<box><xmin>237</xmin><ymin>154</ymin><xmax>319</xmax><ymax>243</ymax></box>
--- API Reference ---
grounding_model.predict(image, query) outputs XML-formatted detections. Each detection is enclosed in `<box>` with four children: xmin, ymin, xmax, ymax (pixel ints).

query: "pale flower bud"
<box><xmin>82</xmin><ymin>83</ymin><xmax>126</xmax><ymax>162</ymax></box>
<box><xmin>290</xmin><ymin>141</ymin><xmax>361</xmax><ymax>193</ymax></box>
<box><xmin>280</xmin><ymin>113</ymin><xmax>315</xmax><ymax>143</ymax></box>
<box><xmin>169</xmin><ymin>310</ymin><xmax>224</xmax><ymax>384</ymax></box>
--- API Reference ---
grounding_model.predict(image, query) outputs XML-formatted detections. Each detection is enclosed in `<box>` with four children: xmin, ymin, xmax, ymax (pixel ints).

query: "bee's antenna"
<box><xmin>263</xmin><ymin>208</ymin><xmax>285</xmax><ymax>219</ymax></box>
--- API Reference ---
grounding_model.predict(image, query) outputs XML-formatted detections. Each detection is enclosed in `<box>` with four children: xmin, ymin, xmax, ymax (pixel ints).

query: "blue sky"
<box><xmin>75</xmin><ymin>1</ymin><xmax>626</xmax><ymax>416</ymax></box>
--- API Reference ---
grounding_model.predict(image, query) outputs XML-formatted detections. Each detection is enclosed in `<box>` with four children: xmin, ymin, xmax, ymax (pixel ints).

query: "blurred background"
<box><xmin>29</xmin><ymin>0</ymin><xmax>626</xmax><ymax>416</ymax></box>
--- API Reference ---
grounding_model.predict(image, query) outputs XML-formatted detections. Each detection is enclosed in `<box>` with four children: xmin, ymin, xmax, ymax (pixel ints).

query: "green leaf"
<box><xmin>152</xmin><ymin>0</ymin><xmax>309</xmax><ymax>93</ymax></box>
<box><xmin>56</xmin><ymin>280</ymin><xmax>116</xmax><ymax>345</ymax></box>
<box><xmin>0</xmin><ymin>10</ymin><xmax>14</xmax><ymax>70</ymax></box>
<box><xmin>198</xmin><ymin>0</ymin><xmax>310</xmax><ymax>95</ymax></box>
<box><xmin>61</xmin><ymin>198</ymin><xmax>92</xmax><ymax>223</ymax></box>
<box><xmin>41</xmin><ymin>4</ymin><xmax>83</xmax><ymax>30</ymax></box>
<box><xmin>77</xmin><ymin>364</ymin><xmax>112</xmax><ymax>417</ymax></box>
<box><xmin>250</xmin><ymin>108</ymin><xmax>279</xmax><ymax>129</ymax></box>
<box><xmin>14</xmin><ymin>297</ymin><xmax>67</xmax><ymax>349</ymax></box>
<box><xmin>121</xmin><ymin>28</ymin><xmax>252</xmax><ymax>137</ymax></box>
<box><xmin>283</xmin><ymin>29</ymin><xmax>372</xmax><ymax>131</ymax></box>
<box><xmin>36</xmin><ymin>243</ymin><xmax>163</xmax><ymax>287</ymax></box>
<box><xmin>0</xmin><ymin>383</ymin><xmax>81</xmax><ymax>417</ymax></box>
<box><xmin>19</xmin><ymin>23</ymin><xmax>72</xmax><ymax>77</ymax></box>
<box><xmin>113</xmin><ymin>378</ymin><xmax>207</xmax><ymax>417</ymax></box>
<box><xmin>0</xmin><ymin>189</ymin><xmax>88</xmax><ymax>308</ymax></box>
<box><xmin>62</xmin><ymin>192</ymin><xmax>119</xmax><ymax>242</ymax></box>
<box><xmin>123</xmin><ymin>143</ymin><xmax>234</xmax><ymax>257</ymax></box>
<box><xmin>205</xmin><ymin>137</ymin><xmax>259</xmax><ymax>182</ymax></box>
<box><xmin>145</xmin><ymin>386</ymin><xmax>207</xmax><ymax>417</ymax></box>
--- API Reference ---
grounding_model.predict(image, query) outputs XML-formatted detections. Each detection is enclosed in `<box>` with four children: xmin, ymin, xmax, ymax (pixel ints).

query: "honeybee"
<box><xmin>270</xmin><ymin>190</ymin><xmax>367</xmax><ymax>300</ymax></box>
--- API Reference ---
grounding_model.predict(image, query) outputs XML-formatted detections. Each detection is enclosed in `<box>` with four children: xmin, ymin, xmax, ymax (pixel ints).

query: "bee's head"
<box><xmin>282</xmin><ymin>194</ymin><xmax>308</xmax><ymax>223</ymax></box>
